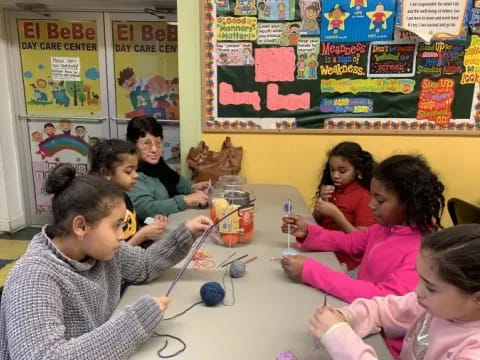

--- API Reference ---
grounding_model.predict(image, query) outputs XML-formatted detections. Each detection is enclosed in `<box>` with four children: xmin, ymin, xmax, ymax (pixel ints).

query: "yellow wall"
<box><xmin>178</xmin><ymin>3</ymin><xmax>480</xmax><ymax>227</ymax></box>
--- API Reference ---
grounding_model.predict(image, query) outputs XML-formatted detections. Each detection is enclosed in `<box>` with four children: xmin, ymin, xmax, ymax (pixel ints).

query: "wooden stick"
<box><xmin>220</xmin><ymin>254</ymin><xmax>248</xmax><ymax>267</ymax></box>
<box><xmin>243</xmin><ymin>256</ymin><xmax>258</xmax><ymax>265</ymax></box>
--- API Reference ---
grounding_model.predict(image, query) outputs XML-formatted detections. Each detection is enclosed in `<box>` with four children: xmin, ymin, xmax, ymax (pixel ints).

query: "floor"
<box><xmin>0</xmin><ymin>227</ymin><xmax>39</xmax><ymax>288</ymax></box>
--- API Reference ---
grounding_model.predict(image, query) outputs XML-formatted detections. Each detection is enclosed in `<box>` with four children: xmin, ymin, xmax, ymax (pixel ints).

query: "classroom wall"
<box><xmin>178</xmin><ymin>2</ymin><xmax>480</xmax><ymax>227</ymax></box>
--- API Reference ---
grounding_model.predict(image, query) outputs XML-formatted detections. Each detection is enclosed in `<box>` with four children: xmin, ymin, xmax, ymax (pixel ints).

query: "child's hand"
<box><xmin>314</xmin><ymin>199</ymin><xmax>340</xmax><ymax>218</ymax></box>
<box><xmin>139</xmin><ymin>222</ymin><xmax>167</xmax><ymax>241</ymax></box>
<box><xmin>192</xmin><ymin>181</ymin><xmax>210</xmax><ymax>192</ymax></box>
<box><xmin>281</xmin><ymin>255</ymin><xmax>307</xmax><ymax>281</ymax></box>
<box><xmin>281</xmin><ymin>215</ymin><xmax>308</xmax><ymax>238</ymax></box>
<box><xmin>186</xmin><ymin>216</ymin><xmax>213</xmax><ymax>236</ymax></box>
<box><xmin>309</xmin><ymin>305</ymin><xmax>347</xmax><ymax>339</ymax></box>
<box><xmin>154</xmin><ymin>214</ymin><xmax>168</xmax><ymax>227</ymax></box>
<box><xmin>320</xmin><ymin>185</ymin><xmax>335</xmax><ymax>201</ymax></box>
<box><xmin>184</xmin><ymin>192</ymin><xmax>209</xmax><ymax>208</ymax></box>
<box><xmin>152</xmin><ymin>296</ymin><xmax>171</xmax><ymax>312</ymax></box>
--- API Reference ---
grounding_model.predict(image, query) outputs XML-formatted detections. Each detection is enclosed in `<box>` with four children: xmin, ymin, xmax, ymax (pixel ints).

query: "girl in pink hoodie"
<box><xmin>281</xmin><ymin>155</ymin><xmax>445</xmax><ymax>357</ymax></box>
<box><xmin>310</xmin><ymin>224</ymin><xmax>480</xmax><ymax>360</ymax></box>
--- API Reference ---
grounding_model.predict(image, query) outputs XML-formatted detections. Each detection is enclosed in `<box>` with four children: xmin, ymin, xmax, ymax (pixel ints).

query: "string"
<box><xmin>165</xmin><ymin>198</ymin><xmax>255</xmax><ymax>297</ymax></box>
<box><xmin>152</xmin><ymin>334</ymin><xmax>187</xmax><ymax>359</ymax></box>
<box><xmin>222</xmin><ymin>265</ymin><xmax>236</xmax><ymax>306</ymax></box>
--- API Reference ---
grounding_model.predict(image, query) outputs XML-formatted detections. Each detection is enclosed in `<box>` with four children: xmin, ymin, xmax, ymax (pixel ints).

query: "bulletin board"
<box><xmin>201</xmin><ymin>0</ymin><xmax>480</xmax><ymax>135</ymax></box>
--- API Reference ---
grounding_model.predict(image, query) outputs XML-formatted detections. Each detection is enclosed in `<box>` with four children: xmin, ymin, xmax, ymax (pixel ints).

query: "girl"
<box><xmin>89</xmin><ymin>139</ymin><xmax>167</xmax><ymax>248</ymax></box>
<box><xmin>310</xmin><ymin>224</ymin><xmax>480</xmax><ymax>360</ymax></box>
<box><xmin>281</xmin><ymin>155</ymin><xmax>445</xmax><ymax>357</ymax></box>
<box><xmin>313</xmin><ymin>142</ymin><xmax>375</xmax><ymax>270</ymax></box>
<box><xmin>0</xmin><ymin>164</ymin><xmax>212</xmax><ymax>359</ymax></box>
<box><xmin>126</xmin><ymin>116</ymin><xmax>209</xmax><ymax>219</ymax></box>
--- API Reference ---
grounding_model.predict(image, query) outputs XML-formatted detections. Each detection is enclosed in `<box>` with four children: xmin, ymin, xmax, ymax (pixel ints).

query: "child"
<box><xmin>313</xmin><ymin>142</ymin><xmax>375</xmax><ymax>270</ymax></box>
<box><xmin>0</xmin><ymin>164</ymin><xmax>212</xmax><ymax>359</ymax></box>
<box><xmin>310</xmin><ymin>224</ymin><xmax>480</xmax><ymax>360</ymax></box>
<box><xmin>89</xmin><ymin>139</ymin><xmax>167</xmax><ymax>248</ymax></box>
<box><xmin>281</xmin><ymin>155</ymin><xmax>445</xmax><ymax>357</ymax></box>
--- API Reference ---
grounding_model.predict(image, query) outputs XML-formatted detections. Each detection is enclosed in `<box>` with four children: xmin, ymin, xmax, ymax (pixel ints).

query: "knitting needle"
<box><xmin>243</xmin><ymin>256</ymin><xmax>257</xmax><ymax>264</ymax></box>
<box><xmin>220</xmin><ymin>254</ymin><xmax>248</xmax><ymax>267</ymax></box>
<box><xmin>270</xmin><ymin>257</ymin><xmax>282</xmax><ymax>261</ymax></box>
<box><xmin>217</xmin><ymin>252</ymin><xmax>237</xmax><ymax>267</ymax></box>
<box><xmin>323</xmin><ymin>294</ymin><xmax>327</xmax><ymax>306</ymax></box>
<box><xmin>286</xmin><ymin>199</ymin><xmax>292</xmax><ymax>254</ymax></box>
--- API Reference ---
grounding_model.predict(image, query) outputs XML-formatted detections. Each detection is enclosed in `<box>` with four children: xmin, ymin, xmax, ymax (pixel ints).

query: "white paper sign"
<box><xmin>51</xmin><ymin>57</ymin><xmax>81</xmax><ymax>81</ymax></box>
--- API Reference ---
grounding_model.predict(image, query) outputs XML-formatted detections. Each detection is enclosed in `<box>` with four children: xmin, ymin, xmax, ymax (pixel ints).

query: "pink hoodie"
<box><xmin>297</xmin><ymin>223</ymin><xmax>422</xmax><ymax>357</ymax></box>
<box><xmin>321</xmin><ymin>292</ymin><xmax>480</xmax><ymax>359</ymax></box>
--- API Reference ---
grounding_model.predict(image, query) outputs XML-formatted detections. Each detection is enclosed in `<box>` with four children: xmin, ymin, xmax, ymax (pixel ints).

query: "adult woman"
<box><xmin>126</xmin><ymin>116</ymin><xmax>208</xmax><ymax>219</ymax></box>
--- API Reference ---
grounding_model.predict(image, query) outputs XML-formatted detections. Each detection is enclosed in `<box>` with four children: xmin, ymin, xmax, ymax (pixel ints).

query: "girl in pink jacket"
<box><xmin>281</xmin><ymin>155</ymin><xmax>445</xmax><ymax>357</ymax></box>
<box><xmin>310</xmin><ymin>224</ymin><xmax>480</xmax><ymax>360</ymax></box>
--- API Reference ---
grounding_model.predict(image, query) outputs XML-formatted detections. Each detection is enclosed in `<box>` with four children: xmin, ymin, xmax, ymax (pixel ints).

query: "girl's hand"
<box><xmin>186</xmin><ymin>216</ymin><xmax>213</xmax><ymax>236</ymax></box>
<box><xmin>320</xmin><ymin>185</ymin><xmax>335</xmax><ymax>201</ymax></box>
<box><xmin>152</xmin><ymin>296</ymin><xmax>171</xmax><ymax>312</ymax></box>
<box><xmin>192</xmin><ymin>181</ymin><xmax>210</xmax><ymax>192</ymax></box>
<box><xmin>184</xmin><ymin>192</ymin><xmax>209</xmax><ymax>207</ymax></box>
<box><xmin>139</xmin><ymin>222</ymin><xmax>167</xmax><ymax>241</ymax></box>
<box><xmin>281</xmin><ymin>215</ymin><xmax>308</xmax><ymax>238</ymax></box>
<box><xmin>314</xmin><ymin>199</ymin><xmax>340</xmax><ymax>218</ymax></box>
<box><xmin>154</xmin><ymin>214</ymin><xmax>168</xmax><ymax>227</ymax></box>
<box><xmin>281</xmin><ymin>255</ymin><xmax>307</xmax><ymax>281</ymax></box>
<box><xmin>309</xmin><ymin>305</ymin><xmax>347</xmax><ymax>339</ymax></box>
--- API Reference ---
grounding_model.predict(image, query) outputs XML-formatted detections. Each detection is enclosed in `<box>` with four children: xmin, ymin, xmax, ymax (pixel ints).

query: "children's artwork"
<box><xmin>398</xmin><ymin>0</ymin><xmax>470</xmax><ymax>42</ymax></box>
<box><xmin>17</xmin><ymin>20</ymin><xmax>102</xmax><ymax>116</ymax></box>
<box><xmin>257</xmin><ymin>22</ymin><xmax>300</xmax><ymax>46</ymax></box>
<box><xmin>217</xmin><ymin>42</ymin><xmax>254</xmax><ymax>66</ymax></box>
<box><xmin>367</xmin><ymin>41</ymin><xmax>417</xmax><ymax>77</ymax></box>
<box><xmin>416</xmin><ymin>41</ymin><xmax>465</xmax><ymax>77</ymax></box>
<box><xmin>299</xmin><ymin>0</ymin><xmax>321</xmax><ymax>35</ymax></box>
<box><xmin>321</xmin><ymin>0</ymin><xmax>396</xmax><ymax>42</ymax></box>
<box><xmin>417</xmin><ymin>78</ymin><xmax>455</xmax><ymax>127</ymax></box>
<box><xmin>469</xmin><ymin>7</ymin><xmax>480</xmax><ymax>35</ymax></box>
<box><xmin>296</xmin><ymin>37</ymin><xmax>320</xmax><ymax>79</ymax></box>
<box><xmin>215</xmin><ymin>0</ymin><xmax>231</xmax><ymax>12</ymax></box>
<box><xmin>235</xmin><ymin>0</ymin><xmax>257</xmax><ymax>16</ymax></box>
<box><xmin>216</xmin><ymin>17</ymin><xmax>258</xmax><ymax>41</ymax></box>
<box><xmin>112</xmin><ymin>21</ymin><xmax>179</xmax><ymax>120</ymax></box>
<box><xmin>257</xmin><ymin>0</ymin><xmax>296</xmax><ymax>21</ymax></box>
<box><xmin>461</xmin><ymin>35</ymin><xmax>480</xmax><ymax>84</ymax></box>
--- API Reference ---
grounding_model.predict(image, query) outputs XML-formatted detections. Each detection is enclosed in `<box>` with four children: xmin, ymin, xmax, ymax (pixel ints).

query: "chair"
<box><xmin>447</xmin><ymin>198</ymin><xmax>480</xmax><ymax>225</ymax></box>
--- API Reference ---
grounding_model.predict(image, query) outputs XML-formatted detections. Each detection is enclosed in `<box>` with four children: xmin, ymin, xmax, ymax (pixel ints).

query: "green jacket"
<box><xmin>128</xmin><ymin>173</ymin><xmax>193</xmax><ymax>219</ymax></box>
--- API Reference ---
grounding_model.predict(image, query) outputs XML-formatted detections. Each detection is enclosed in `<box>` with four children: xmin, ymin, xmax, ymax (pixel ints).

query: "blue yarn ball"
<box><xmin>200</xmin><ymin>281</ymin><xmax>225</xmax><ymax>306</ymax></box>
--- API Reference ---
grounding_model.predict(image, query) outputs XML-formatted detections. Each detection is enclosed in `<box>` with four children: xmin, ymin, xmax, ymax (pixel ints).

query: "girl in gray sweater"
<box><xmin>0</xmin><ymin>164</ymin><xmax>212</xmax><ymax>359</ymax></box>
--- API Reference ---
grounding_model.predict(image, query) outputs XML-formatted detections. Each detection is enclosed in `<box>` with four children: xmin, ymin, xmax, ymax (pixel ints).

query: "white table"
<box><xmin>117</xmin><ymin>185</ymin><xmax>393</xmax><ymax>359</ymax></box>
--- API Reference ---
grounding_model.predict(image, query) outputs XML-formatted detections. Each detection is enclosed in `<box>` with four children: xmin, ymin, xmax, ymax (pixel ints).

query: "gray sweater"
<box><xmin>0</xmin><ymin>224</ymin><xmax>195</xmax><ymax>359</ymax></box>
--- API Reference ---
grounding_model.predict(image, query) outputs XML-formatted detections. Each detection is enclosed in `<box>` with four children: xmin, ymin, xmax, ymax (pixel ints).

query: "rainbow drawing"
<box><xmin>36</xmin><ymin>135</ymin><xmax>90</xmax><ymax>159</ymax></box>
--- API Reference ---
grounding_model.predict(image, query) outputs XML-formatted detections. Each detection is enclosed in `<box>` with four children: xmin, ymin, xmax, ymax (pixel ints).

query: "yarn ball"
<box><xmin>229</xmin><ymin>260</ymin><xmax>246</xmax><ymax>278</ymax></box>
<box><xmin>276</xmin><ymin>350</ymin><xmax>297</xmax><ymax>360</ymax></box>
<box><xmin>200</xmin><ymin>281</ymin><xmax>225</xmax><ymax>306</ymax></box>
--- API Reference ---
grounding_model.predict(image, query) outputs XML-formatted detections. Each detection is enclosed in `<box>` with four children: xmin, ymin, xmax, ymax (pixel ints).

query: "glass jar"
<box><xmin>209</xmin><ymin>175</ymin><xmax>255</xmax><ymax>246</ymax></box>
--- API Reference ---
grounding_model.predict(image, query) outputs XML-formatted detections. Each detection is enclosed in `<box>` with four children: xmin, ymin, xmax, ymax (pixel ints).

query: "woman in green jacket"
<box><xmin>126</xmin><ymin>116</ymin><xmax>208</xmax><ymax>220</ymax></box>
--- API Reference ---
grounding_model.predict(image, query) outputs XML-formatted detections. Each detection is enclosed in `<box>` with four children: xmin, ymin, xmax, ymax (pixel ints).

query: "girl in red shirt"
<box><xmin>313</xmin><ymin>142</ymin><xmax>375</xmax><ymax>270</ymax></box>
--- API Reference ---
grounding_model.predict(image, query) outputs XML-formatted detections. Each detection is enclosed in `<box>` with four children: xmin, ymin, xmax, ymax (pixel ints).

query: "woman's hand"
<box><xmin>186</xmin><ymin>216</ymin><xmax>213</xmax><ymax>236</ymax></box>
<box><xmin>152</xmin><ymin>296</ymin><xmax>171</xmax><ymax>312</ymax></box>
<box><xmin>309</xmin><ymin>305</ymin><xmax>347</xmax><ymax>339</ymax></box>
<box><xmin>314</xmin><ymin>199</ymin><xmax>341</xmax><ymax>218</ymax></box>
<box><xmin>184</xmin><ymin>192</ymin><xmax>208</xmax><ymax>207</ymax></box>
<box><xmin>192</xmin><ymin>181</ymin><xmax>210</xmax><ymax>192</ymax></box>
<box><xmin>281</xmin><ymin>255</ymin><xmax>307</xmax><ymax>282</ymax></box>
<box><xmin>281</xmin><ymin>215</ymin><xmax>308</xmax><ymax>238</ymax></box>
<box><xmin>320</xmin><ymin>185</ymin><xmax>335</xmax><ymax>201</ymax></box>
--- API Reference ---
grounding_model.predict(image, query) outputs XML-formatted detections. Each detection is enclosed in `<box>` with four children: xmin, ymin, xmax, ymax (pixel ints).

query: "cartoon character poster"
<box><xmin>299</xmin><ymin>0</ymin><xmax>321</xmax><ymax>35</ymax></box>
<box><xmin>113</xmin><ymin>21</ymin><xmax>179</xmax><ymax>120</ymax></box>
<box><xmin>257</xmin><ymin>0</ymin><xmax>296</xmax><ymax>21</ymax></box>
<box><xmin>17</xmin><ymin>20</ymin><xmax>102</xmax><ymax>116</ymax></box>
<box><xmin>28</xmin><ymin>118</ymin><xmax>104</xmax><ymax>214</ymax></box>
<box><xmin>321</xmin><ymin>0</ymin><xmax>395</xmax><ymax>42</ymax></box>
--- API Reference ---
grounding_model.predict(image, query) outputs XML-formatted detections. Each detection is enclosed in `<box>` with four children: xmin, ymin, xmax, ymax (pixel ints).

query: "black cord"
<box><xmin>164</xmin><ymin>301</ymin><xmax>203</xmax><ymax>321</ymax></box>
<box><xmin>152</xmin><ymin>333</ymin><xmax>187</xmax><ymax>359</ymax></box>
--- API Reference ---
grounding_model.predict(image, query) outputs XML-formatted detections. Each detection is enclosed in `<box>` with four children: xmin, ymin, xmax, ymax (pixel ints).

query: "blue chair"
<box><xmin>447</xmin><ymin>198</ymin><xmax>480</xmax><ymax>225</ymax></box>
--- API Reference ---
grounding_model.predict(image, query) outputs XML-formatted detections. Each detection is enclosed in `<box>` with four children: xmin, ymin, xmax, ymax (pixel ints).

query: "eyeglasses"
<box><xmin>137</xmin><ymin>139</ymin><xmax>162</xmax><ymax>150</ymax></box>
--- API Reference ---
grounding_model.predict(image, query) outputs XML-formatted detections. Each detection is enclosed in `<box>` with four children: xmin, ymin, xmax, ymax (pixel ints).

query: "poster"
<box><xmin>367</xmin><ymin>41</ymin><xmax>417</xmax><ymax>77</ymax></box>
<box><xmin>17</xmin><ymin>20</ymin><xmax>102</xmax><ymax>116</ymax></box>
<box><xmin>28</xmin><ymin>118</ymin><xmax>104</xmax><ymax>215</ymax></box>
<box><xmin>113</xmin><ymin>21</ymin><xmax>179</xmax><ymax>120</ymax></box>
<box><xmin>321</xmin><ymin>0</ymin><xmax>396</xmax><ymax>42</ymax></box>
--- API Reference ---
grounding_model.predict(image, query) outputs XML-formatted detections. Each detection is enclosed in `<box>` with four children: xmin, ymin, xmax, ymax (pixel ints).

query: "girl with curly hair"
<box><xmin>281</xmin><ymin>154</ymin><xmax>445</xmax><ymax>358</ymax></box>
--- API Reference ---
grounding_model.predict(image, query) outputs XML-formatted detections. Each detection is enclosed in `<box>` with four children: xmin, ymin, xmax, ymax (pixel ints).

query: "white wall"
<box><xmin>0</xmin><ymin>9</ymin><xmax>26</xmax><ymax>232</ymax></box>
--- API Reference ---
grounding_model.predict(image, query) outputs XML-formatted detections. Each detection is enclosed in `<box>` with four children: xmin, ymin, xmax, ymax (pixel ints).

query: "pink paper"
<box><xmin>255</xmin><ymin>47</ymin><xmax>296</xmax><ymax>82</ymax></box>
<box><xmin>219</xmin><ymin>82</ymin><xmax>261</xmax><ymax>110</ymax></box>
<box><xmin>267</xmin><ymin>83</ymin><xmax>310</xmax><ymax>111</ymax></box>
